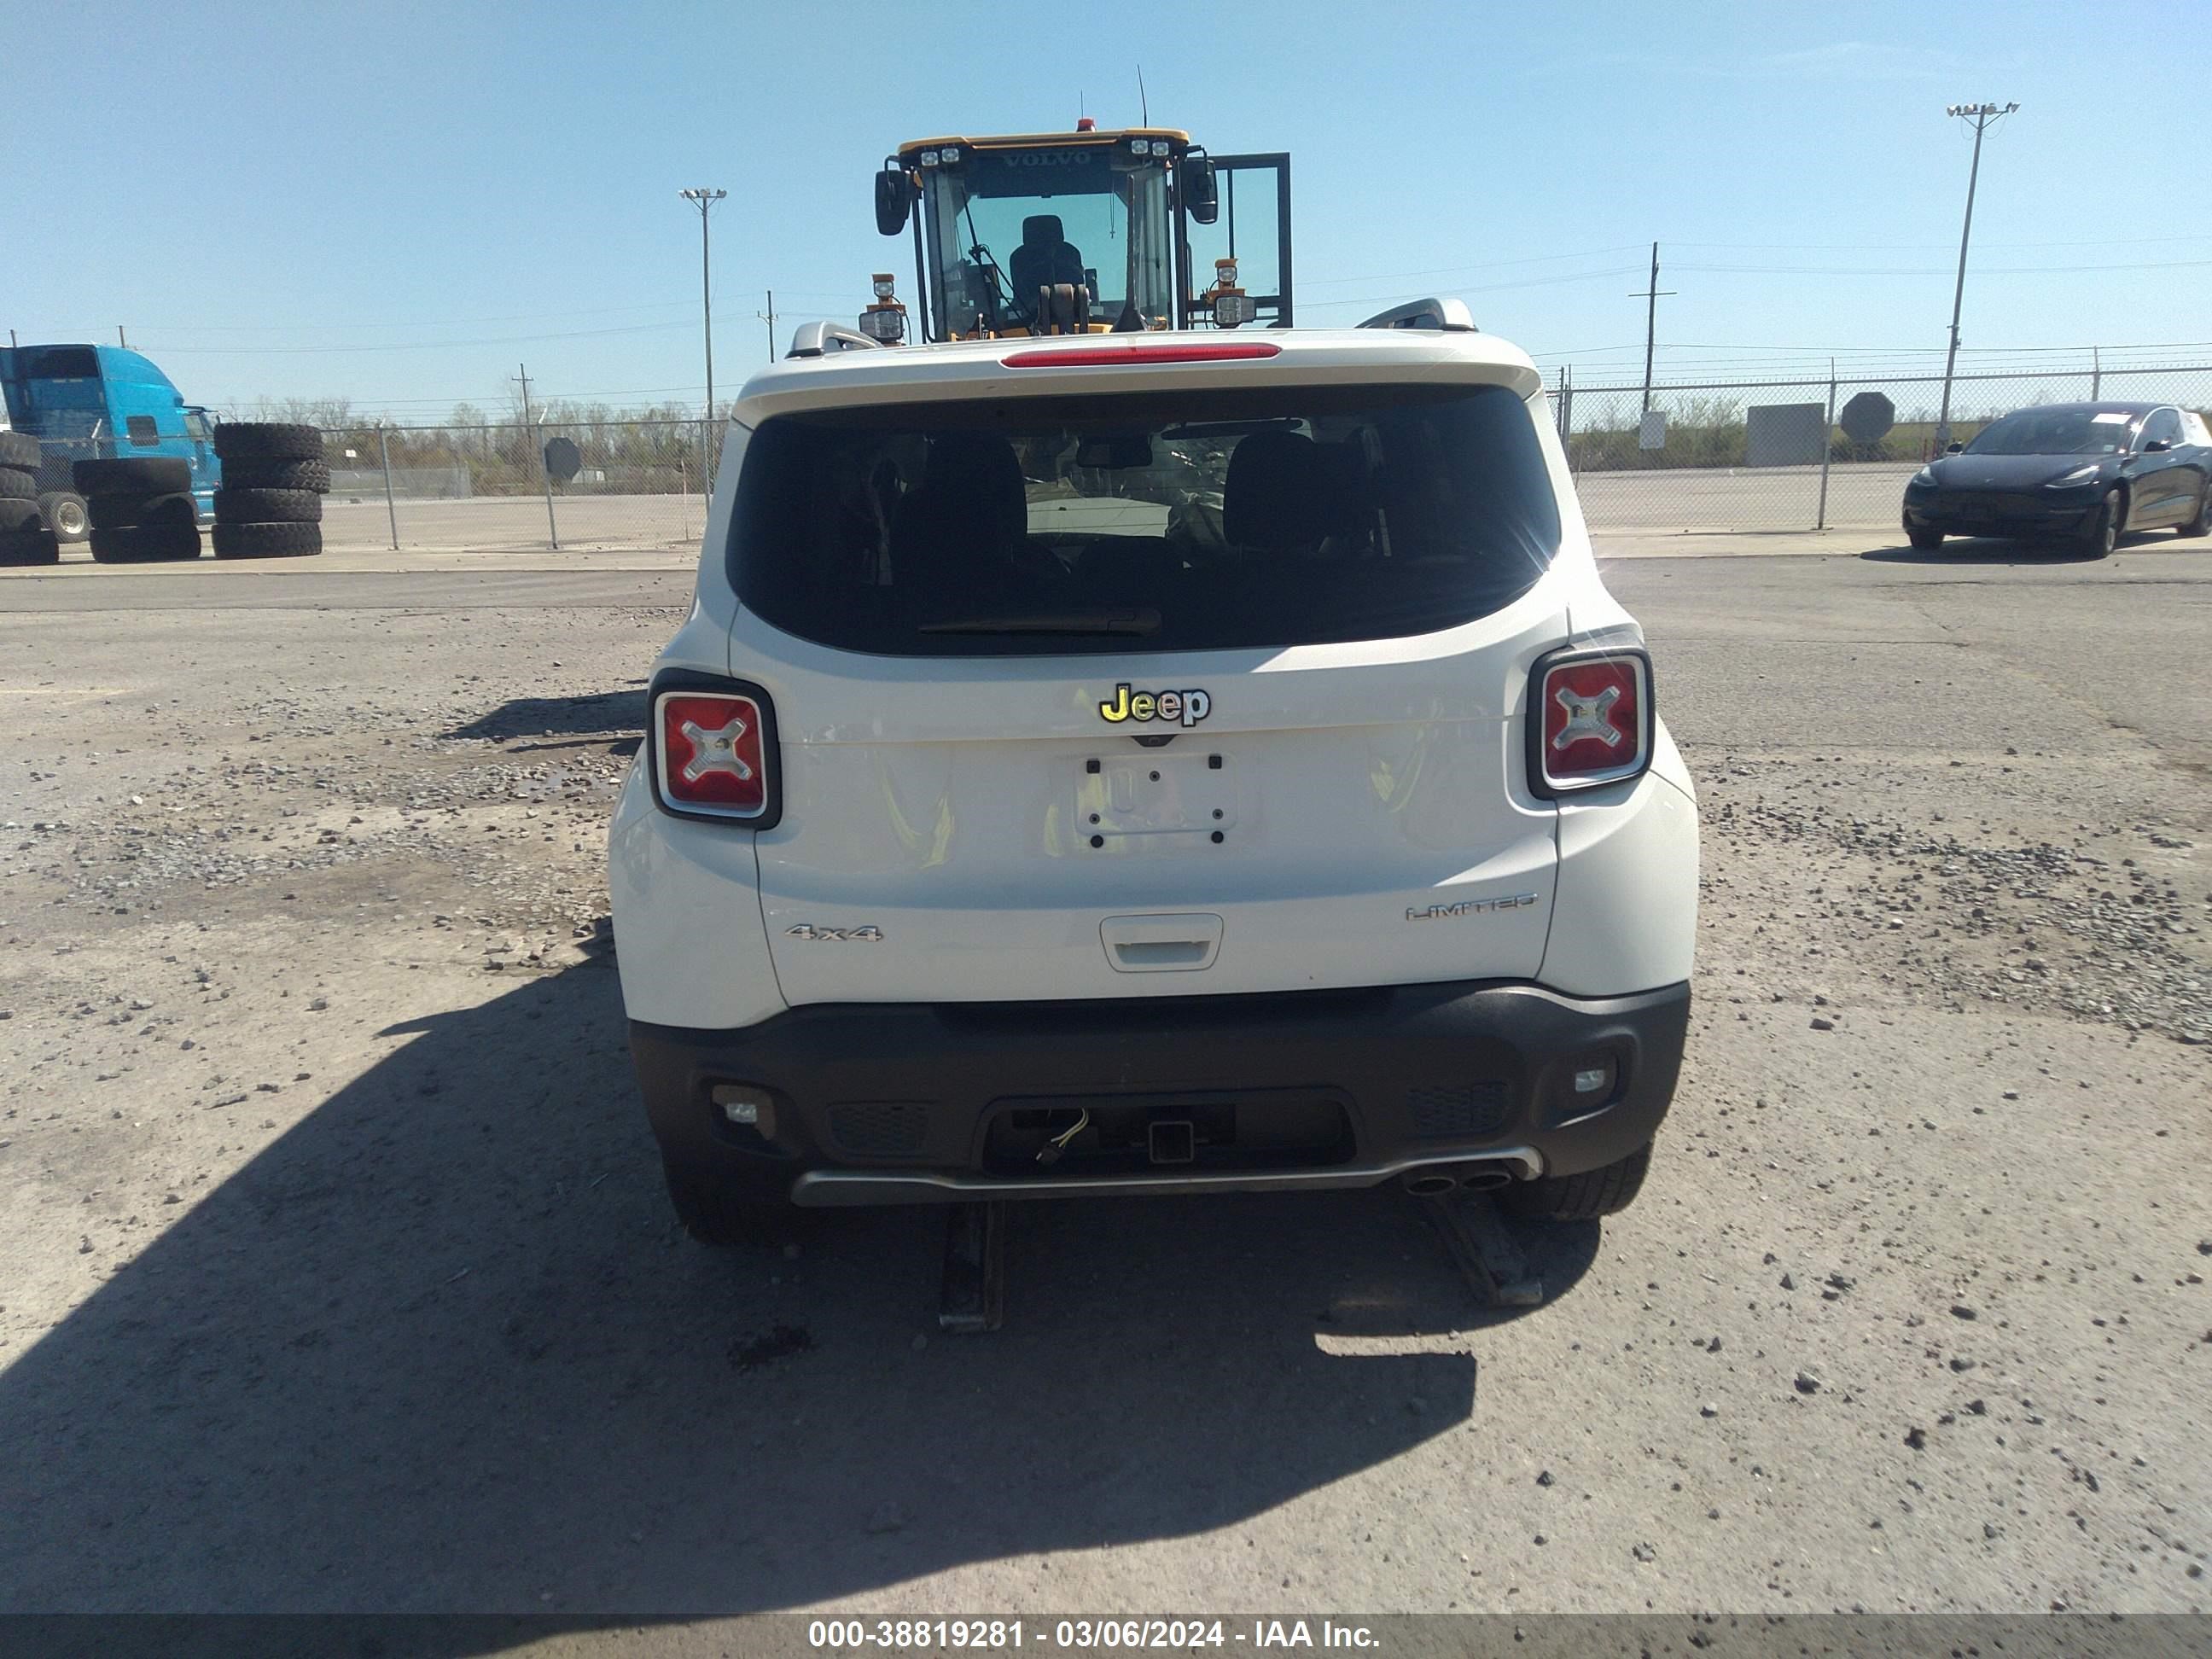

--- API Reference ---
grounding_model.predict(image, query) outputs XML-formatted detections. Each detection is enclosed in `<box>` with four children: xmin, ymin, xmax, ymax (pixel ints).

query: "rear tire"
<box><xmin>0</xmin><ymin>527</ymin><xmax>61</xmax><ymax>567</ymax></box>
<box><xmin>0</xmin><ymin>467</ymin><xmax>37</xmax><ymax>501</ymax></box>
<box><xmin>2081</xmin><ymin>488</ymin><xmax>2122</xmax><ymax>557</ymax></box>
<box><xmin>213</xmin><ymin>422</ymin><xmax>324</xmax><ymax>463</ymax></box>
<box><xmin>212</xmin><ymin>520</ymin><xmax>323</xmax><ymax>558</ymax></box>
<box><xmin>661</xmin><ymin>1158</ymin><xmax>803</xmax><ymax>1248</ymax></box>
<box><xmin>0</xmin><ymin>431</ymin><xmax>42</xmax><ymax>469</ymax></box>
<box><xmin>213</xmin><ymin>486</ymin><xmax>322</xmax><ymax>523</ymax></box>
<box><xmin>1501</xmin><ymin>1141</ymin><xmax>1651</xmax><ymax>1222</ymax></box>
<box><xmin>90</xmin><ymin>522</ymin><xmax>202</xmax><ymax>562</ymax></box>
<box><xmin>37</xmin><ymin>491</ymin><xmax>89</xmax><ymax>541</ymax></box>
<box><xmin>2180</xmin><ymin>480</ymin><xmax>2210</xmax><ymax>538</ymax></box>
<box><xmin>218</xmin><ymin>457</ymin><xmax>329</xmax><ymax>492</ymax></box>
<box><xmin>71</xmin><ymin>457</ymin><xmax>192</xmax><ymax>496</ymax></box>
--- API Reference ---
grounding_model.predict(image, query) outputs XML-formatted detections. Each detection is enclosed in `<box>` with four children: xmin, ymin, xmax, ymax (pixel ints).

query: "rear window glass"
<box><xmin>728</xmin><ymin>382</ymin><xmax>1559</xmax><ymax>656</ymax></box>
<box><xmin>24</xmin><ymin>346</ymin><xmax>98</xmax><ymax>379</ymax></box>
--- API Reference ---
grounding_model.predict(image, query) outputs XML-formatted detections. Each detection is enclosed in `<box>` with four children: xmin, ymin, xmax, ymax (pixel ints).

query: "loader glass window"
<box><xmin>731</xmin><ymin>383</ymin><xmax>1560</xmax><ymax>657</ymax></box>
<box><xmin>920</xmin><ymin>147</ymin><xmax>1174</xmax><ymax>333</ymax></box>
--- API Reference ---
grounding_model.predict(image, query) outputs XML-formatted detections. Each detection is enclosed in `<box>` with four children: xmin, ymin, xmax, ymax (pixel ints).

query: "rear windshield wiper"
<box><xmin>918</xmin><ymin>608</ymin><xmax>1161</xmax><ymax>636</ymax></box>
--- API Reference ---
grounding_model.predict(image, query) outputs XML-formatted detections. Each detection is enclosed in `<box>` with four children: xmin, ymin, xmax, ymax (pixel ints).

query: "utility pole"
<box><xmin>118</xmin><ymin>325</ymin><xmax>128</xmax><ymax>348</ymax></box>
<box><xmin>679</xmin><ymin>187</ymin><xmax>727</xmax><ymax>451</ymax></box>
<box><xmin>1935</xmin><ymin>101</ymin><xmax>2019</xmax><ymax>451</ymax></box>
<box><xmin>758</xmin><ymin>290</ymin><xmax>777</xmax><ymax>362</ymax></box>
<box><xmin>514</xmin><ymin>362</ymin><xmax>557</xmax><ymax>550</ymax></box>
<box><xmin>1632</xmin><ymin>243</ymin><xmax>1674</xmax><ymax>416</ymax></box>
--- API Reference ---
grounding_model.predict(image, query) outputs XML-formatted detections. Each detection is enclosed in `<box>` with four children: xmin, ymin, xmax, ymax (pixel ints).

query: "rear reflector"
<box><xmin>1001</xmin><ymin>342</ymin><xmax>1282</xmax><ymax>368</ymax></box>
<box><xmin>1530</xmin><ymin>648</ymin><xmax>1651</xmax><ymax>796</ymax></box>
<box><xmin>655</xmin><ymin>690</ymin><xmax>770</xmax><ymax>818</ymax></box>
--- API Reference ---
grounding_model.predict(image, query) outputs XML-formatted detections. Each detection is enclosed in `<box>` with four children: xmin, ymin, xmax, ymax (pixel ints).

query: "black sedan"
<box><xmin>1901</xmin><ymin>400</ymin><xmax>2211</xmax><ymax>556</ymax></box>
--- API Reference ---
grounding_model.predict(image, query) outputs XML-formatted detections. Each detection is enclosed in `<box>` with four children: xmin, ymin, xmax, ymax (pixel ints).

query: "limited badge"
<box><xmin>1097</xmin><ymin>683</ymin><xmax>1212</xmax><ymax>727</ymax></box>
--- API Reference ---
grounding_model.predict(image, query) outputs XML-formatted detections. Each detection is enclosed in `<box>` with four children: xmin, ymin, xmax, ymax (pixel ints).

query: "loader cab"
<box><xmin>873</xmin><ymin>128</ymin><xmax>1292</xmax><ymax>343</ymax></box>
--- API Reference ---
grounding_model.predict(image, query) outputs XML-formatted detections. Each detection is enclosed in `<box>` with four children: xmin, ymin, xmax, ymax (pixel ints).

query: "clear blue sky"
<box><xmin>6</xmin><ymin>0</ymin><xmax>2206</xmax><ymax>419</ymax></box>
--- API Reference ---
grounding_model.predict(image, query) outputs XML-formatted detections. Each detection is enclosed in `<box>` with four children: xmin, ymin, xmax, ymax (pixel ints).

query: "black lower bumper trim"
<box><xmin>1904</xmin><ymin>498</ymin><xmax>2095</xmax><ymax>538</ymax></box>
<box><xmin>630</xmin><ymin>979</ymin><xmax>1689</xmax><ymax>1206</ymax></box>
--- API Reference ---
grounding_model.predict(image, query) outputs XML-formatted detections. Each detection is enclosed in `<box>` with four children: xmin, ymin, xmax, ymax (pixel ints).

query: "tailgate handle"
<box><xmin>1101</xmin><ymin>913</ymin><xmax>1223</xmax><ymax>973</ymax></box>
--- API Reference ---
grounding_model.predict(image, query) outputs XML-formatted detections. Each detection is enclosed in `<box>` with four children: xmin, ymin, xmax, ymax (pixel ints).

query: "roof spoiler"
<box><xmin>1357</xmin><ymin>297</ymin><xmax>1478</xmax><ymax>334</ymax></box>
<box><xmin>786</xmin><ymin>322</ymin><xmax>881</xmax><ymax>358</ymax></box>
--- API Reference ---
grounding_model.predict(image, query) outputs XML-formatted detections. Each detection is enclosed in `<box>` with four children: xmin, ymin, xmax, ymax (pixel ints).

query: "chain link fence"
<box><xmin>1545</xmin><ymin>355</ymin><xmax>2212</xmax><ymax>535</ymax></box>
<box><xmin>316</xmin><ymin>418</ymin><xmax>718</xmax><ymax>554</ymax></box>
<box><xmin>301</xmin><ymin>354</ymin><xmax>2211</xmax><ymax>551</ymax></box>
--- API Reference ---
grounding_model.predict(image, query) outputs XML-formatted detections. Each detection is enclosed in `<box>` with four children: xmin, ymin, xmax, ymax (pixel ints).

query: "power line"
<box><xmin>1299</xmin><ymin>265</ymin><xmax>1645</xmax><ymax>310</ymax></box>
<box><xmin>1670</xmin><ymin>233</ymin><xmax>2212</xmax><ymax>253</ymax></box>
<box><xmin>1674</xmin><ymin>256</ymin><xmax>2211</xmax><ymax>276</ymax></box>
<box><xmin>138</xmin><ymin>320</ymin><xmax>697</xmax><ymax>354</ymax></box>
<box><xmin>114</xmin><ymin>302</ymin><xmax>698</xmax><ymax>332</ymax></box>
<box><xmin>1298</xmin><ymin>244</ymin><xmax>1647</xmax><ymax>288</ymax></box>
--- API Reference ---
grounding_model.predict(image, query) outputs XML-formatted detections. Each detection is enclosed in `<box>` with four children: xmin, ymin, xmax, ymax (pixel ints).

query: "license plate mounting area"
<box><xmin>1078</xmin><ymin>751</ymin><xmax>1236</xmax><ymax>838</ymax></box>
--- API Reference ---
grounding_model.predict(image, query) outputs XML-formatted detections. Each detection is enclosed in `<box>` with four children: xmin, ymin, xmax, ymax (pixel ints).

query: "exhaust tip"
<box><xmin>1401</xmin><ymin>1172</ymin><xmax>1460</xmax><ymax>1197</ymax></box>
<box><xmin>1458</xmin><ymin>1167</ymin><xmax>1513</xmax><ymax>1192</ymax></box>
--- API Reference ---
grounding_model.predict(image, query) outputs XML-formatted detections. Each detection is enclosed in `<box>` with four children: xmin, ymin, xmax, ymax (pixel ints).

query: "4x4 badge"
<box><xmin>1098</xmin><ymin>684</ymin><xmax>1212</xmax><ymax>727</ymax></box>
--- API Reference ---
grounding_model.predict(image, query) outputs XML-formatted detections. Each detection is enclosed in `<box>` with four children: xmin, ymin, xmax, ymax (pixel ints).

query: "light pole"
<box><xmin>1935</xmin><ymin>102</ymin><xmax>2018</xmax><ymax>451</ymax></box>
<box><xmin>680</xmin><ymin>187</ymin><xmax>727</xmax><ymax>478</ymax></box>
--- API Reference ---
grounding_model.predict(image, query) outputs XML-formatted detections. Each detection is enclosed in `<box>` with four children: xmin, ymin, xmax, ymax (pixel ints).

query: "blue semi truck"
<box><xmin>0</xmin><ymin>344</ymin><xmax>220</xmax><ymax>540</ymax></box>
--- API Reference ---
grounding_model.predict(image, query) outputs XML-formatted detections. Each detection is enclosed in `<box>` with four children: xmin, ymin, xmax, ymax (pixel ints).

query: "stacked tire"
<box><xmin>0</xmin><ymin>430</ymin><xmax>61</xmax><ymax>566</ymax></box>
<box><xmin>73</xmin><ymin>457</ymin><xmax>203</xmax><ymax>563</ymax></box>
<box><xmin>212</xmin><ymin>424</ymin><xmax>326</xmax><ymax>559</ymax></box>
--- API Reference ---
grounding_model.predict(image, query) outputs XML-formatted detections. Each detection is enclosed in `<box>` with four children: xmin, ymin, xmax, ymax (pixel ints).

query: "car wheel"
<box><xmin>2179</xmin><ymin>480</ymin><xmax>2210</xmax><ymax>538</ymax></box>
<box><xmin>1500</xmin><ymin>1140</ymin><xmax>1651</xmax><ymax>1222</ymax></box>
<box><xmin>37</xmin><ymin>491</ymin><xmax>89</xmax><ymax>541</ymax></box>
<box><xmin>1904</xmin><ymin>515</ymin><xmax>1944</xmax><ymax>551</ymax></box>
<box><xmin>661</xmin><ymin>1158</ymin><xmax>806</xmax><ymax>1247</ymax></box>
<box><xmin>2081</xmin><ymin>488</ymin><xmax>2121</xmax><ymax>557</ymax></box>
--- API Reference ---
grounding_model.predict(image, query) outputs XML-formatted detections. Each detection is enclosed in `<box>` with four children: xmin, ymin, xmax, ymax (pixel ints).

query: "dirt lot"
<box><xmin>0</xmin><ymin>531</ymin><xmax>2205</xmax><ymax>1624</ymax></box>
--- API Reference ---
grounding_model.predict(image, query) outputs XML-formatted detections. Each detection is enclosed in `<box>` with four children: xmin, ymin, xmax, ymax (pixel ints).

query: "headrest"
<box><xmin>1022</xmin><ymin>215</ymin><xmax>1065</xmax><ymax>248</ymax></box>
<box><xmin>1222</xmin><ymin>429</ymin><xmax>1328</xmax><ymax>553</ymax></box>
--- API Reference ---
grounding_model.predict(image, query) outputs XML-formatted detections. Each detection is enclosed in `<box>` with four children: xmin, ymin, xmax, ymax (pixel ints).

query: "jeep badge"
<box><xmin>1097</xmin><ymin>684</ymin><xmax>1212</xmax><ymax>727</ymax></box>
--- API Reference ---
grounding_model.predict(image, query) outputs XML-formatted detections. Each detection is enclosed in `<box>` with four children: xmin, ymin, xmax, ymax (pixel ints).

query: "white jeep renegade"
<box><xmin>608</xmin><ymin>324</ymin><xmax>1697</xmax><ymax>1243</ymax></box>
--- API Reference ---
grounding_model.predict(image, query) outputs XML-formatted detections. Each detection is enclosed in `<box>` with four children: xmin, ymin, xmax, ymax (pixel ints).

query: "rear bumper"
<box><xmin>630</xmin><ymin>978</ymin><xmax>1688</xmax><ymax>1206</ymax></box>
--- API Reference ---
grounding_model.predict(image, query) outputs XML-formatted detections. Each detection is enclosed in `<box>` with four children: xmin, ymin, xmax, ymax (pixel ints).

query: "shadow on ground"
<box><xmin>1860</xmin><ymin>534</ymin><xmax>2141</xmax><ymax>565</ymax></box>
<box><xmin>445</xmin><ymin>690</ymin><xmax>645</xmax><ymax>750</ymax></box>
<box><xmin>0</xmin><ymin>961</ymin><xmax>1597</xmax><ymax>1621</ymax></box>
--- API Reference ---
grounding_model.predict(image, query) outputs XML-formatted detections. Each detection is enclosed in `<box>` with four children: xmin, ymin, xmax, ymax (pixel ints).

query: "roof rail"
<box><xmin>786</xmin><ymin>322</ymin><xmax>880</xmax><ymax>358</ymax></box>
<box><xmin>1357</xmin><ymin>297</ymin><xmax>1478</xmax><ymax>334</ymax></box>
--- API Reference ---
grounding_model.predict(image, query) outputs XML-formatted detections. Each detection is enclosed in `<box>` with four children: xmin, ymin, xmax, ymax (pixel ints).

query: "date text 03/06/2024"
<box><xmin>806</xmin><ymin>1619</ymin><xmax>1382</xmax><ymax>1650</ymax></box>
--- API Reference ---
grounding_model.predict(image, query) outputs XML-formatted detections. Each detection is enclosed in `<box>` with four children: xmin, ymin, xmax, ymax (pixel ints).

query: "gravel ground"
<box><xmin>0</xmin><ymin>541</ymin><xmax>2204</xmax><ymax>1624</ymax></box>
